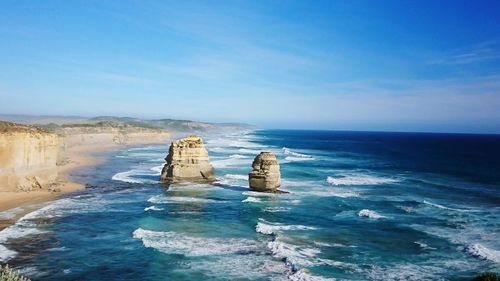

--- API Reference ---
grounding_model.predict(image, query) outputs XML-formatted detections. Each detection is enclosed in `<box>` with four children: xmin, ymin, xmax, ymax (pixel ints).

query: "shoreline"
<box><xmin>0</xmin><ymin>141</ymin><xmax>170</xmax><ymax>231</ymax></box>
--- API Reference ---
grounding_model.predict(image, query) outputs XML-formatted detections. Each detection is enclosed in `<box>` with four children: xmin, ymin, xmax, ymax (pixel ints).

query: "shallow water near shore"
<box><xmin>1</xmin><ymin>130</ymin><xmax>499</xmax><ymax>280</ymax></box>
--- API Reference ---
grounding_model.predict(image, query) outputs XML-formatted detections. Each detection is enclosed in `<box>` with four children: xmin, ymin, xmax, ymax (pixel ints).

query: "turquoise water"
<box><xmin>0</xmin><ymin>130</ymin><xmax>499</xmax><ymax>280</ymax></box>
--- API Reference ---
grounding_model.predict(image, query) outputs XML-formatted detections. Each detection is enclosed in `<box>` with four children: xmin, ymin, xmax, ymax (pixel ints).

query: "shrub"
<box><xmin>0</xmin><ymin>264</ymin><xmax>31</xmax><ymax>281</ymax></box>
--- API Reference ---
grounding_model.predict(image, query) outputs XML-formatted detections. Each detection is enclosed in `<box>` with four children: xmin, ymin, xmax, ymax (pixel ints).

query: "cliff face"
<box><xmin>248</xmin><ymin>152</ymin><xmax>281</xmax><ymax>192</ymax></box>
<box><xmin>0</xmin><ymin>122</ymin><xmax>59</xmax><ymax>192</ymax></box>
<box><xmin>160</xmin><ymin>135</ymin><xmax>215</xmax><ymax>183</ymax></box>
<box><xmin>58</xmin><ymin>126</ymin><xmax>170</xmax><ymax>149</ymax></box>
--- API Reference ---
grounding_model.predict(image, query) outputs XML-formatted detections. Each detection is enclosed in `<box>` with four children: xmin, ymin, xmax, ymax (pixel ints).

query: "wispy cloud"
<box><xmin>428</xmin><ymin>40</ymin><xmax>500</xmax><ymax>65</ymax></box>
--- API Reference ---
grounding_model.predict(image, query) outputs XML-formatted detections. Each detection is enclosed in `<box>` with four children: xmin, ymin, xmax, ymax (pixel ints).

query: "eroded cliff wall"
<box><xmin>0</xmin><ymin>123</ymin><xmax>59</xmax><ymax>192</ymax></box>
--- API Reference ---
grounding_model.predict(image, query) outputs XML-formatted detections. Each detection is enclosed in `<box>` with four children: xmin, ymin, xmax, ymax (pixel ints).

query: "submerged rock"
<box><xmin>160</xmin><ymin>135</ymin><xmax>215</xmax><ymax>183</ymax></box>
<box><xmin>248</xmin><ymin>152</ymin><xmax>281</xmax><ymax>192</ymax></box>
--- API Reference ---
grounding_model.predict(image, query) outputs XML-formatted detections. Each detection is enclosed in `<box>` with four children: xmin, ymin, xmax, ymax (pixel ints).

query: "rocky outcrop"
<box><xmin>0</xmin><ymin>122</ymin><xmax>59</xmax><ymax>192</ymax></box>
<box><xmin>160</xmin><ymin>135</ymin><xmax>215</xmax><ymax>183</ymax></box>
<box><xmin>248</xmin><ymin>152</ymin><xmax>281</xmax><ymax>192</ymax></box>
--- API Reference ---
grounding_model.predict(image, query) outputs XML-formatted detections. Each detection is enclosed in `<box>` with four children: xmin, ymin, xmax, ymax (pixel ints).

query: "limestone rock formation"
<box><xmin>248</xmin><ymin>152</ymin><xmax>281</xmax><ymax>192</ymax></box>
<box><xmin>0</xmin><ymin>121</ymin><xmax>59</xmax><ymax>192</ymax></box>
<box><xmin>160</xmin><ymin>135</ymin><xmax>215</xmax><ymax>183</ymax></box>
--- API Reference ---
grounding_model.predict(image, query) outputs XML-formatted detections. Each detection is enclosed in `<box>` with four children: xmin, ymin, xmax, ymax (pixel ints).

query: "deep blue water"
<box><xmin>0</xmin><ymin>130</ymin><xmax>499</xmax><ymax>281</ymax></box>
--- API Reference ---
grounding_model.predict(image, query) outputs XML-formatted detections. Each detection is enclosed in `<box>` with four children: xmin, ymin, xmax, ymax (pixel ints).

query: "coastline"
<box><xmin>0</xmin><ymin>141</ymin><xmax>170</xmax><ymax>231</ymax></box>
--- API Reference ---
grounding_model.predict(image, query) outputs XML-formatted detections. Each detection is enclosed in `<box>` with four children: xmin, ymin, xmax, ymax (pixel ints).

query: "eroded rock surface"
<box><xmin>248</xmin><ymin>152</ymin><xmax>281</xmax><ymax>192</ymax></box>
<box><xmin>160</xmin><ymin>135</ymin><xmax>215</xmax><ymax>183</ymax></box>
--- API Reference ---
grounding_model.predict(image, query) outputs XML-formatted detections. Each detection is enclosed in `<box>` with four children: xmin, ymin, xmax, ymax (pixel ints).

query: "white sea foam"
<box><xmin>0</xmin><ymin>221</ymin><xmax>47</xmax><ymax>261</ymax></box>
<box><xmin>284</xmin><ymin>156</ymin><xmax>315</xmax><ymax>162</ymax></box>
<box><xmin>0</xmin><ymin>245</ymin><xmax>17</xmax><ymax>262</ymax></box>
<box><xmin>264</xmin><ymin>207</ymin><xmax>291</xmax><ymax>213</ymax></box>
<box><xmin>242</xmin><ymin>191</ymin><xmax>278</xmax><ymax>197</ymax></box>
<box><xmin>414</xmin><ymin>241</ymin><xmax>436</xmax><ymax>250</ymax></box>
<box><xmin>133</xmin><ymin>228</ymin><xmax>259</xmax><ymax>256</ymax></box>
<box><xmin>238</xmin><ymin>148</ymin><xmax>261</xmax><ymax>154</ymax></box>
<box><xmin>229</xmin><ymin>154</ymin><xmax>248</xmax><ymax>159</ymax></box>
<box><xmin>256</xmin><ymin>220</ymin><xmax>317</xmax><ymax>235</ymax></box>
<box><xmin>147</xmin><ymin>195</ymin><xmax>221</xmax><ymax>204</ymax></box>
<box><xmin>144</xmin><ymin>206</ymin><xmax>164</xmax><ymax>212</ymax></box>
<box><xmin>288</xmin><ymin>269</ymin><xmax>337</xmax><ymax>281</ymax></box>
<box><xmin>326</xmin><ymin>175</ymin><xmax>398</xmax><ymax>186</ymax></box>
<box><xmin>464</xmin><ymin>243</ymin><xmax>500</xmax><ymax>262</ymax></box>
<box><xmin>422</xmin><ymin>200</ymin><xmax>470</xmax><ymax>212</ymax></box>
<box><xmin>150</xmin><ymin>165</ymin><xmax>164</xmax><ymax>173</ymax></box>
<box><xmin>358</xmin><ymin>209</ymin><xmax>386</xmax><ymax>219</ymax></box>
<box><xmin>211</xmin><ymin>157</ymin><xmax>249</xmax><ymax>168</ymax></box>
<box><xmin>225</xmin><ymin>174</ymin><xmax>248</xmax><ymax>180</ymax></box>
<box><xmin>0</xmin><ymin>207</ymin><xmax>25</xmax><ymax>220</ymax></box>
<box><xmin>112</xmin><ymin>170</ymin><xmax>158</xmax><ymax>184</ymax></box>
<box><xmin>296</xmin><ymin>189</ymin><xmax>359</xmax><ymax>198</ymax></box>
<box><xmin>282</xmin><ymin>147</ymin><xmax>313</xmax><ymax>158</ymax></box>
<box><xmin>242</xmin><ymin>197</ymin><xmax>262</xmax><ymax>203</ymax></box>
<box><xmin>207</xmin><ymin>138</ymin><xmax>266</xmax><ymax>149</ymax></box>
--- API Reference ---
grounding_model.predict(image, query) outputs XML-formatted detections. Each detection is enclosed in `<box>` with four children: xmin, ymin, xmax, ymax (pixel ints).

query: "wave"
<box><xmin>256</xmin><ymin>219</ymin><xmax>317</xmax><ymax>235</ymax></box>
<box><xmin>296</xmin><ymin>189</ymin><xmax>359</xmax><ymax>198</ymax></box>
<box><xmin>0</xmin><ymin>207</ymin><xmax>25</xmax><ymax>220</ymax></box>
<box><xmin>0</xmin><ymin>222</ymin><xmax>47</xmax><ymax>261</ymax></box>
<box><xmin>422</xmin><ymin>200</ymin><xmax>471</xmax><ymax>212</ymax></box>
<box><xmin>288</xmin><ymin>269</ymin><xmax>337</xmax><ymax>281</ymax></box>
<box><xmin>150</xmin><ymin>165</ymin><xmax>164</xmax><ymax>173</ymax></box>
<box><xmin>264</xmin><ymin>207</ymin><xmax>291</xmax><ymax>213</ymax></box>
<box><xmin>132</xmin><ymin>228</ymin><xmax>259</xmax><ymax>256</ymax></box>
<box><xmin>464</xmin><ymin>243</ymin><xmax>500</xmax><ymax>262</ymax></box>
<box><xmin>326</xmin><ymin>174</ymin><xmax>398</xmax><ymax>186</ymax></box>
<box><xmin>242</xmin><ymin>197</ymin><xmax>262</xmax><ymax>203</ymax></box>
<box><xmin>413</xmin><ymin>241</ymin><xmax>436</xmax><ymax>250</ymax></box>
<box><xmin>229</xmin><ymin>154</ymin><xmax>248</xmax><ymax>159</ymax></box>
<box><xmin>282</xmin><ymin>147</ymin><xmax>314</xmax><ymax>159</ymax></box>
<box><xmin>242</xmin><ymin>191</ymin><xmax>278</xmax><ymax>197</ymax></box>
<box><xmin>267</xmin><ymin>239</ymin><xmax>321</xmax><ymax>268</ymax></box>
<box><xmin>224</xmin><ymin>174</ymin><xmax>247</xmax><ymax>180</ymax></box>
<box><xmin>284</xmin><ymin>156</ymin><xmax>315</xmax><ymax>162</ymax></box>
<box><xmin>144</xmin><ymin>206</ymin><xmax>164</xmax><ymax>212</ymax></box>
<box><xmin>112</xmin><ymin>170</ymin><xmax>158</xmax><ymax>184</ymax></box>
<box><xmin>358</xmin><ymin>209</ymin><xmax>386</xmax><ymax>219</ymax></box>
<box><xmin>147</xmin><ymin>195</ymin><xmax>222</xmax><ymax>204</ymax></box>
<box><xmin>211</xmin><ymin>157</ymin><xmax>249</xmax><ymax>168</ymax></box>
<box><xmin>238</xmin><ymin>148</ymin><xmax>261</xmax><ymax>154</ymax></box>
<box><xmin>207</xmin><ymin>138</ymin><xmax>267</xmax><ymax>149</ymax></box>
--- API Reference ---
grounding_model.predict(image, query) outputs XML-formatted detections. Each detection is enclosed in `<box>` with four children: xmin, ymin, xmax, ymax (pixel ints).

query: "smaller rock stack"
<box><xmin>160</xmin><ymin>135</ymin><xmax>215</xmax><ymax>183</ymax></box>
<box><xmin>248</xmin><ymin>152</ymin><xmax>281</xmax><ymax>192</ymax></box>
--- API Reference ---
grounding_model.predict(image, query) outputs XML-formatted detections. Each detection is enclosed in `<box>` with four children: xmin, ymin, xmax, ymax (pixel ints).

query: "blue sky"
<box><xmin>1</xmin><ymin>0</ymin><xmax>500</xmax><ymax>133</ymax></box>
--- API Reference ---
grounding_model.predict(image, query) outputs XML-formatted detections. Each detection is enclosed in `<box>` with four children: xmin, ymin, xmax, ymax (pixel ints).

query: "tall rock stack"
<box><xmin>160</xmin><ymin>135</ymin><xmax>215</xmax><ymax>183</ymax></box>
<box><xmin>248</xmin><ymin>152</ymin><xmax>281</xmax><ymax>192</ymax></box>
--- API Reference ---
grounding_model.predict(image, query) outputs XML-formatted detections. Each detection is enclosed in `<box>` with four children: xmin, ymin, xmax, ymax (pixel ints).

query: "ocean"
<box><xmin>0</xmin><ymin>130</ymin><xmax>499</xmax><ymax>280</ymax></box>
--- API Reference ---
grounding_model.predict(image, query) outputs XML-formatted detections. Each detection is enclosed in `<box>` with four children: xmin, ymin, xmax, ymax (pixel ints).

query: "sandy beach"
<box><xmin>0</xmin><ymin>141</ymin><xmax>169</xmax><ymax>230</ymax></box>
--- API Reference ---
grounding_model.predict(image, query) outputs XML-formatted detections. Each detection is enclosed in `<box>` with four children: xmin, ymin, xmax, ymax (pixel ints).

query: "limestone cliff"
<box><xmin>248</xmin><ymin>152</ymin><xmax>281</xmax><ymax>192</ymax></box>
<box><xmin>160</xmin><ymin>135</ymin><xmax>215</xmax><ymax>183</ymax></box>
<box><xmin>58</xmin><ymin>125</ymin><xmax>170</xmax><ymax>150</ymax></box>
<box><xmin>0</xmin><ymin>122</ymin><xmax>59</xmax><ymax>192</ymax></box>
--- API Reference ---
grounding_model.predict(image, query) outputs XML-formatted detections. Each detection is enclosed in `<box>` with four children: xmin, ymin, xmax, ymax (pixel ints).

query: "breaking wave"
<box><xmin>358</xmin><ymin>209</ymin><xmax>386</xmax><ymax>219</ymax></box>
<box><xmin>224</xmin><ymin>174</ymin><xmax>248</xmax><ymax>180</ymax></box>
<box><xmin>147</xmin><ymin>195</ymin><xmax>222</xmax><ymax>204</ymax></box>
<box><xmin>464</xmin><ymin>243</ymin><xmax>500</xmax><ymax>262</ymax></box>
<box><xmin>144</xmin><ymin>206</ymin><xmax>164</xmax><ymax>212</ymax></box>
<box><xmin>133</xmin><ymin>228</ymin><xmax>259</xmax><ymax>256</ymax></box>
<box><xmin>256</xmin><ymin>219</ymin><xmax>317</xmax><ymax>235</ymax></box>
<box><xmin>326</xmin><ymin>174</ymin><xmax>398</xmax><ymax>186</ymax></box>
<box><xmin>242</xmin><ymin>197</ymin><xmax>262</xmax><ymax>203</ymax></box>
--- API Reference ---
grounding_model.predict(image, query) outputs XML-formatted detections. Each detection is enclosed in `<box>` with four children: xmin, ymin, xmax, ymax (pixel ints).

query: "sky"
<box><xmin>1</xmin><ymin>0</ymin><xmax>500</xmax><ymax>133</ymax></box>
